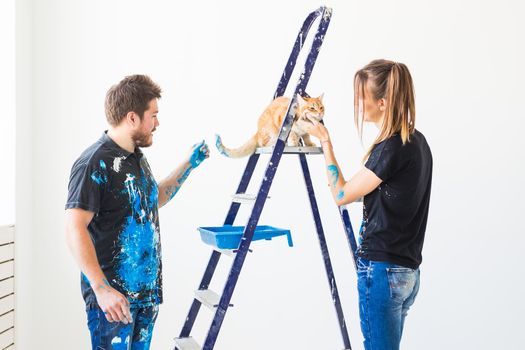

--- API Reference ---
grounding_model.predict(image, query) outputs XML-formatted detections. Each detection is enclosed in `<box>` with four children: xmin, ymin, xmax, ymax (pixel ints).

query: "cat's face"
<box><xmin>296</xmin><ymin>94</ymin><xmax>324</xmax><ymax>123</ymax></box>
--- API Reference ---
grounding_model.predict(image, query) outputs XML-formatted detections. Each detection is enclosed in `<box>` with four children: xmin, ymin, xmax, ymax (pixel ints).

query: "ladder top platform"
<box><xmin>255</xmin><ymin>146</ymin><xmax>323</xmax><ymax>155</ymax></box>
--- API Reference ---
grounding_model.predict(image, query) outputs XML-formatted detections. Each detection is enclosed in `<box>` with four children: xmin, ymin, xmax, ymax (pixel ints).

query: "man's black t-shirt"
<box><xmin>357</xmin><ymin>129</ymin><xmax>432</xmax><ymax>269</ymax></box>
<box><xmin>66</xmin><ymin>132</ymin><xmax>163</xmax><ymax>309</ymax></box>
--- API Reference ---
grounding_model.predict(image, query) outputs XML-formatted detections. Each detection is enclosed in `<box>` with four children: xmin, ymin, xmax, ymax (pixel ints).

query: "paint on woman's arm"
<box><xmin>327</xmin><ymin>165</ymin><xmax>339</xmax><ymax>188</ymax></box>
<box><xmin>337</xmin><ymin>190</ymin><xmax>345</xmax><ymax>201</ymax></box>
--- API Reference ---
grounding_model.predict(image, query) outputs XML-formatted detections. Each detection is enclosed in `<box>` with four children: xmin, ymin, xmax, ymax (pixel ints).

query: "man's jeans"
<box><xmin>357</xmin><ymin>257</ymin><xmax>420</xmax><ymax>350</ymax></box>
<box><xmin>86</xmin><ymin>304</ymin><xmax>159</xmax><ymax>350</ymax></box>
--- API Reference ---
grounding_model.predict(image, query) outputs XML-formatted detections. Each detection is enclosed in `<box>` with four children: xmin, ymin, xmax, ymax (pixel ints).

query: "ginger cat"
<box><xmin>215</xmin><ymin>94</ymin><xmax>325</xmax><ymax>158</ymax></box>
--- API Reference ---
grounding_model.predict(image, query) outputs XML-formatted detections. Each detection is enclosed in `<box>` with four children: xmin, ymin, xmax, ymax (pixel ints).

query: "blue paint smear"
<box><xmin>91</xmin><ymin>171</ymin><xmax>107</xmax><ymax>185</ymax></box>
<box><xmin>111</xmin><ymin>326</ymin><xmax>132</xmax><ymax>350</ymax></box>
<box><xmin>215</xmin><ymin>134</ymin><xmax>228</xmax><ymax>156</ymax></box>
<box><xmin>189</xmin><ymin>140</ymin><xmax>207</xmax><ymax>168</ymax></box>
<box><xmin>337</xmin><ymin>190</ymin><xmax>345</xmax><ymax>200</ymax></box>
<box><xmin>118</xmin><ymin>173</ymin><xmax>160</xmax><ymax>294</ymax></box>
<box><xmin>118</xmin><ymin>216</ymin><xmax>159</xmax><ymax>292</ymax></box>
<box><xmin>81</xmin><ymin>273</ymin><xmax>91</xmax><ymax>286</ymax></box>
<box><xmin>91</xmin><ymin>160</ymin><xmax>108</xmax><ymax>185</ymax></box>
<box><xmin>358</xmin><ymin>219</ymin><xmax>366</xmax><ymax>245</ymax></box>
<box><xmin>327</xmin><ymin>165</ymin><xmax>339</xmax><ymax>187</ymax></box>
<box><xmin>165</xmin><ymin>166</ymin><xmax>191</xmax><ymax>201</ymax></box>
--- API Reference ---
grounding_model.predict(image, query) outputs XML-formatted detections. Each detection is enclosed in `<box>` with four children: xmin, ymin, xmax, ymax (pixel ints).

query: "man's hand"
<box><xmin>188</xmin><ymin>140</ymin><xmax>210</xmax><ymax>169</ymax></box>
<box><xmin>93</xmin><ymin>280</ymin><xmax>133</xmax><ymax>324</ymax></box>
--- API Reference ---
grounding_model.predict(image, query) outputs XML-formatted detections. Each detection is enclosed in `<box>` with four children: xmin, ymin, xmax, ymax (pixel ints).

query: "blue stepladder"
<box><xmin>174</xmin><ymin>6</ymin><xmax>359</xmax><ymax>350</ymax></box>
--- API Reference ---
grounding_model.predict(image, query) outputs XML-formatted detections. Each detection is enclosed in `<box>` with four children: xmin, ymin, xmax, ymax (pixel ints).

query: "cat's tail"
<box><xmin>215</xmin><ymin>134</ymin><xmax>258</xmax><ymax>158</ymax></box>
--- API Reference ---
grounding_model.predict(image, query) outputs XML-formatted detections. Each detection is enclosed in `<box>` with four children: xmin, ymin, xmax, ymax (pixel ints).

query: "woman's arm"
<box><xmin>306</xmin><ymin>120</ymin><xmax>382</xmax><ymax>206</ymax></box>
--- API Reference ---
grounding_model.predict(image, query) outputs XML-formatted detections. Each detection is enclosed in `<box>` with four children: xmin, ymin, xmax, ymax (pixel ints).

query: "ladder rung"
<box><xmin>256</xmin><ymin>146</ymin><xmax>323</xmax><ymax>154</ymax></box>
<box><xmin>195</xmin><ymin>289</ymin><xmax>220</xmax><ymax>309</ymax></box>
<box><xmin>214</xmin><ymin>248</ymin><xmax>236</xmax><ymax>257</ymax></box>
<box><xmin>231</xmin><ymin>193</ymin><xmax>270</xmax><ymax>203</ymax></box>
<box><xmin>174</xmin><ymin>337</ymin><xmax>201</xmax><ymax>350</ymax></box>
<box><xmin>194</xmin><ymin>289</ymin><xmax>234</xmax><ymax>309</ymax></box>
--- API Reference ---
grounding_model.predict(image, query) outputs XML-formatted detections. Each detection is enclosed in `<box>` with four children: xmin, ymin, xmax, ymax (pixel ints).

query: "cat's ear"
<box><xmin>296</xmin><ymin>94</ymin><xmax>307</xmax><ymax>108</ymax></box>
<box><xmin>318</xmin><ymin>93</ymin><xmax>324</xmax><ymax>102</ymax></box>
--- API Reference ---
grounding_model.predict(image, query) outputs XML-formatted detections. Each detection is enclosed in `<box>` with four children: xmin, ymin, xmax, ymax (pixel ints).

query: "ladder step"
<box><xmin>194</xmin><ymin>289</ymin><xmax>231</xmax><ymax>309</ymax></box>
<box><xmin>231</xmin><ymin>193</ymin><xmax>270</xmax><ymax>203</ymax></box>
<box><xmin>194</xmin><ymin>289</ymin><xmax>220</xmax><ymax>308</ymax></box>
<box><xmin>256</xmin><ymin>146</ymin><xmax>323</xmax><ymax>154</ymax></box>
<box><xmin>174</xmin><ymin>337</ymin><xmax>201</xmax><ymax>350</ymax></box>
<box><xmin>214</xmin><ymin>247</ymin><xmax>236</xmax><ymax>257</ymax></box>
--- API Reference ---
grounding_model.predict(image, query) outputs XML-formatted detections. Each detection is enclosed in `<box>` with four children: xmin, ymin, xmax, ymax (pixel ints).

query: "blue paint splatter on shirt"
<box><xmin>117</xmin><ymin>172</ymin><xmax>161</xmax><ymax>298</ymax></box>
<box><xmin>91</xmin><ymin>160</ymin><xmax>108</xmax><ymax>185</ymax></box>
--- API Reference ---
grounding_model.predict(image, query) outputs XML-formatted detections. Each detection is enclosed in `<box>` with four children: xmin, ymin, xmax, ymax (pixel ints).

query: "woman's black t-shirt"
<box><xmin>357</xmin><ymin>129</ymin><xmax>432</xmax><ymax>269</ymax></box>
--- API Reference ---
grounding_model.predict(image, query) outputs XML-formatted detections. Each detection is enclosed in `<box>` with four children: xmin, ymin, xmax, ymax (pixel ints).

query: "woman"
<box><xmin>305</xmin><ymin>59</ymin><xmax>432</xmax><ymax>350</ymax></box>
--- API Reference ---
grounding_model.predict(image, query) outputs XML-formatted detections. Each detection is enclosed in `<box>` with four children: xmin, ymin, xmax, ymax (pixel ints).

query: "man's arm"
<box><xmin>65</xmin><ymin>208</ymin><xmax>132</xmax><ymax>324</ymax></box>
<box><xmin>157</xmin><ymin>140</ymin><xmax>209</xmax><ymax>208</ymax></box>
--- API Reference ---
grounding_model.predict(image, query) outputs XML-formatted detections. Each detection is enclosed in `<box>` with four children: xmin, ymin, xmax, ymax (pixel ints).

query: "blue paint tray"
<box><xmin>197</xmin><ymin>225</ymin><xmax>293</xmax><ymax>250</ymax></box>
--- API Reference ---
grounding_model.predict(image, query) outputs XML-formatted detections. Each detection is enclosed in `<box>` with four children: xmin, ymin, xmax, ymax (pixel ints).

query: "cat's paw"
<box><xmin>304</xmin><ymin>141</ymin><xmax>317</xmax><ymax>147</ymax></box>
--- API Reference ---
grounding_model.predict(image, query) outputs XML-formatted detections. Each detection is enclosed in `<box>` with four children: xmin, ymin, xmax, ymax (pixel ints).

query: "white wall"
<box><xmin>0</xmin><ymin>0</ymin><xmax>15</xmax><ymax>226</ymax></box>
<box><xmin>17</xmin><ymin>0</ymin><xmax>525</xmax><ymax>349</ymax></box>
<box><xmin>15</xmin><ymin>0</ymin><xmax>34</xmax><ymax>349</ymax></box>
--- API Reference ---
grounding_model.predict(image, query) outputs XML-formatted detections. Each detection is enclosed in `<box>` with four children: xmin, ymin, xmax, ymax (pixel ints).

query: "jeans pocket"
<box><xmin>386</xmin><ymin>267</ymin><xmax>416</xmax><ymax>301</ymax></box>
<box><xmin>356</xmin><ymin>257</ymin><xmax>370</xmax><ymax>273</ymax></box>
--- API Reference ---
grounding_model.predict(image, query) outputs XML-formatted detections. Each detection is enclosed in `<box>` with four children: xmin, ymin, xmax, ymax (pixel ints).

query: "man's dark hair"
<box><xmin>105</xmin><ymin>75</ymin><xmax>162</xmax><ymax>126</ymax></box>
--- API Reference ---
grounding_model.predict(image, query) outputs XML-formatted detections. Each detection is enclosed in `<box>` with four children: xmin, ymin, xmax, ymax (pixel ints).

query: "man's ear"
<box><xmin>126</xmin><ymin>111</ymin><xmax>139</xmax><ymax>127</ymax></box>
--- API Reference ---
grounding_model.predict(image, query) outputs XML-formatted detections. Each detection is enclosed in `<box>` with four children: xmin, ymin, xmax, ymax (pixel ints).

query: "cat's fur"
<box><xmin>215</xmin><ymin>94</ymin><xmax>325</xmax><ymax>158</ymax></box>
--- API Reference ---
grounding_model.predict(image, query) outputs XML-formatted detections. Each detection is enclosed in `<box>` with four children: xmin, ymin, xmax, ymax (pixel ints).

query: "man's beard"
<box><xmin>132</xmin><ymin>129</ymin><xmax>154</xmax><ymax>148</ymax></box>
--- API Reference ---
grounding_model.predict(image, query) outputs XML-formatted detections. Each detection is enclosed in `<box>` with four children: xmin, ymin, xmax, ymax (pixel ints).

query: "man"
<box><xmin>65</xmin><ymin>75</ymin><xmax>209</xmax><ymax>349</ymax></box>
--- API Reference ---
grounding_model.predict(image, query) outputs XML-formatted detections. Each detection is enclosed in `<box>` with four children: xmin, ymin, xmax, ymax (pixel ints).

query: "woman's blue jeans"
<box><xmin>357</xmin><ymin>257</ymin><xmax>420</xmax><ymax>350</ymax></box>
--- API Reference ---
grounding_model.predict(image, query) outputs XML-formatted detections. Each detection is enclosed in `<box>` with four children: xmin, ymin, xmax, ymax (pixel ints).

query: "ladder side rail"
<box><xmin>299</xmin><ymin>154</ymin><xmax>352</xmax><ymax>349</ymax></box>
<box><xmin>273</xmin><ymin>7</ymin><xmax>325</xmax><ymax>99</ymax></box>
<box><xmin>339</xmin><ymin>206</ymin><xmax>359</xmax><ymax>270</ymax></box>
<box><xmin>178</xmin><ymin>251</ymin><xmax>221</xmax><ymax>339</ymax></box>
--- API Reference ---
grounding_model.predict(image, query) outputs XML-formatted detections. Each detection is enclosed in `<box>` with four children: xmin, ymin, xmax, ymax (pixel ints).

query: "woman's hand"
<box><xmin>304</xmin><ymin>118</ymin><xmax>331</xmax><ymax>142</ymax></box>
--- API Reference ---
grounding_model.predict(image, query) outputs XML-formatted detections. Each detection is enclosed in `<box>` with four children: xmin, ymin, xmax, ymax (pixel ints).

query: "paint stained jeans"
<box><xmin>86</xmin><ymin>304</ymin><xmax>159</xmax><ymax>350</ymax></box>
<box><xmin>357</xmin><ymin>257</ymin><xmax>420</xmax><ymax>350</ymax></box>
